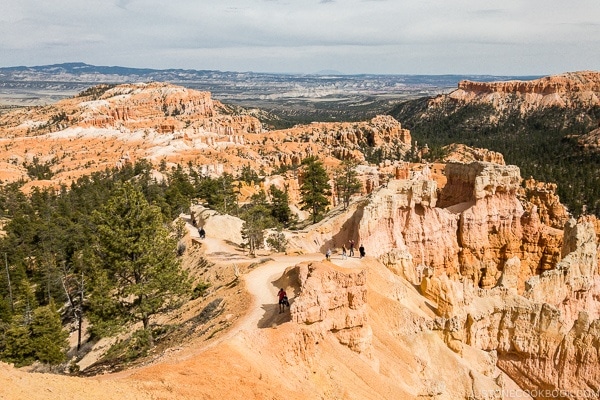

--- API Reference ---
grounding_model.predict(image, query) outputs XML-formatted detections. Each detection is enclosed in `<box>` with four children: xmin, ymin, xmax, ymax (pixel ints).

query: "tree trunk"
<box><xmin>142</xmin><ymin>312</ymin><xmax>154</xmax><ymax>347</ymax></box>
<box><xmin>77</xmin><ymin>271</ymin><xmax>84</xmax><ymax>351</ymax></box>
<box><xmin>4</xmin><ymin>253</ymin><xmax>14</xmax><ymax>312</ymax></box>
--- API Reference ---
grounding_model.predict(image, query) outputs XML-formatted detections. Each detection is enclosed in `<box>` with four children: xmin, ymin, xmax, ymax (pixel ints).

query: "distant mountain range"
<box><xmin>0</xmin><ymin>62</ymin><xmax>542</xmax><ymax>110</ymax></box>
<box><xmin>0</xmin><ymin>62</ymin><xmax>540</xmax><ymax>84</ymax></box>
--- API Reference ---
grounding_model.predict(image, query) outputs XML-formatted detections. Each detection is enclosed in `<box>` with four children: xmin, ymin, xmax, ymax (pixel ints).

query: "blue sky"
<box><xmin>1</xmin><ymin>0</ymin><xmax>599</xmax><ymax>75</ymax></box>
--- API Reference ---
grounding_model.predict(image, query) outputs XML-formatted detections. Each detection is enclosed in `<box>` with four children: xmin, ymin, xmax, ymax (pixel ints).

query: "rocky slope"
<box><xmin>388</xmin><ymin>70</ymin><xmax>600</xmax><ymax>219</ymax></box>
<box><xmin>288</xmin><ymin>160</ymin><xmax>567</xmax><ymax>289</ymax></box>
<box><xmin>1</xmin><ymin>78</ymin><xmax>599</xmax><ymax>399</ymax></box>
<box><xmin>0</xmin><ymin>82</ymin><xmax>411</xmax><ymax>186</ymax></box>
<box><xmin>578</xmin><ymin>126</ymin><xmax>600</xmax><ymax>152</ymax></box>
<box><xmin>0</xmin><ymin>255</ymin><xmax>510</xmax><ymax>400</ymax></box>
<box><xmin>284</xmin><ymin>158</ymin><xmax>600</xmax><ymax>398</ymax></box>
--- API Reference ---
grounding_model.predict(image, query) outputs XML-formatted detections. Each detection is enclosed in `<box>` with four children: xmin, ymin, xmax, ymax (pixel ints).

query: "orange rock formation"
<box><xmin>0</xmin><ymin>83</ymin><xmax>411</xmax><ymax>187</ymax></box>
<box><xmin>432</xmin><ymin>71</ymin><xmax>600</xmax><ymax>113</ymax></box>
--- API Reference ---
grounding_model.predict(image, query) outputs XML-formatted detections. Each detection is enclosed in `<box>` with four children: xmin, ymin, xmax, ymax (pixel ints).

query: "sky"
<box><xmin>1</xmin><ymin>0</ymin><xmax>599</xmax><ymax>76</ymax></box>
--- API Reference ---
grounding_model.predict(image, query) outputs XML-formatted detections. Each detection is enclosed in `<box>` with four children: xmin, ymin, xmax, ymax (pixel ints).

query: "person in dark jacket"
<box><xmin>278</xmin><ymin>288</ymin><xmax>288</xmax><ymax>313</ymax></box>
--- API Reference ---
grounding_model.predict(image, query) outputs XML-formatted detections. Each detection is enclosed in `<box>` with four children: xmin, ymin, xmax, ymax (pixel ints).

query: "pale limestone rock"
<box><xmin>190</xmin><ymin>204</ymin><xmax>244</xmax><ymax>245</ymax></box>
<box><xmin>290</xmin><ymin>262</ymin><xmax>372</xmax><ymax>355</ymax></box>
<box><xmin>496</xmin><ymin>256</ymin><xmax>520</xmax><ymax>291</ymax></box>
<box><xmin>443</xmin><ymin>143</ymin><xmax>506</xmax><ymax>165</ymax></box>
<box><xmin>519</xmin><ymin>205</ymin><xmax>563</xmax><ymax>283</ymax></box>
<box><xmin>427</xmin><ymin>214</ymin><xmax>600</xmax><ymax>397</ymax></box>
<box><xmin>520</xmin><ymin>178</ymin><xmax>570</xmax><ymax>229</ymax></box>
<box><xmin>525</xmin><ymin>217</ymin><xmax>599</xmax><ymax>327</ymax></box>
<box><xmin>440</xmin><ymin>161</ymin><xmax>521</xmax><ymax>206</ymax></box>
<box><xmin>439</xmin><ymin>71</ymin><xmax>600</xmax><ymax>114</ymax></box>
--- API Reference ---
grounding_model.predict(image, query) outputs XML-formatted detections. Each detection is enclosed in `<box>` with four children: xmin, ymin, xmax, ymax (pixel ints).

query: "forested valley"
<box><xmin>389</xmin><ymin>99</ymin><xmax>600</xmax><ymax>217</ymax></box>
<box><xmin>0</xmin><ymin>160</ymin><xmax>300</xmax><ymax>370</ymax></box>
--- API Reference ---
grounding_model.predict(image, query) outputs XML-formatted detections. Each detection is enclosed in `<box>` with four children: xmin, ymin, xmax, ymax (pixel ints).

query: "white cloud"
<box><xmin>1</xmin><ymin>0</ymin><xmax>599</xmax><ymax>74</ymax></box>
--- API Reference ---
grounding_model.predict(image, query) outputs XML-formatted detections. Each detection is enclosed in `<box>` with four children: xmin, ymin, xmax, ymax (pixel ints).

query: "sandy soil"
<box><xmin>0</xmin><ymin>228</ymin><xmax>340</xmax><ymax>399</ymax></box>
<box><xmin>0</xmin><ymin>229</ymin><xmax>527</xmax><ymax>400</ymax></box>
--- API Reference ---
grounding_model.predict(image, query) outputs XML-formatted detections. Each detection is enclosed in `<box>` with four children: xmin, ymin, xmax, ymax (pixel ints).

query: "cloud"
<box><xmin>115</xmin><ymin>0</ymin><xmax>131</xmax><ymax>9</ymax></box>
<box><xmin>0</xmin><ymin>0</ymin><xmax>599</xmax><ymax>74</ymax></box>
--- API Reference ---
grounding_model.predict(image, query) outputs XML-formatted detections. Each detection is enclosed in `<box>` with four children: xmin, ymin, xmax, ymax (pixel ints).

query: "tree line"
<box><xmin>0</xmin><ymin>155</ymin><xmax>362</xmax><ymax>369</ymax></box>
<box><xmin>389</xmin><ymin>100</ymin><xmax>600</xmax><ymax>217</ymax></box>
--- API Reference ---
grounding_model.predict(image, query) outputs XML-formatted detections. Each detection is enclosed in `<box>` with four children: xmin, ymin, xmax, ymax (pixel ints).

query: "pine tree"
<box><xmin>88</xmin><ymin>182</ymin><xmax>190</xmax><ymax>345</ymax></box>
<box><xmin>2</xmin><ymin>323</ymin><xmax>34</xmax><ymax>366</ymax></box>
<box><xmin>239</xmin><ymin>164</ymin><xmax>261</xmax><ymax>185</ymax></box>
<box><xmin>299</xmin><ymin>156</ymin><xmax>331</xmax><ymax>224</ymax></box>
<box><xmin>1</xmin><ymin>302</ymin><xmax>68</xmax><ymax>366</ymax></box>
<box><xmin>196</xmin><ymin>174</ymin><xmax>238</xmax><ymax>215</ymax></box>
<box><xmin>269</xmin><ymin>185</ymin><xmax>294</xmax><ymax>227</ymax></box>
<box><xmin>29</xmin><ymin>303</ymin><xmax>68</xmax><ymax>364</ymax></box>
<box><xmin>333</xmin><ymin>159</ymin><xmax>362</xmax><ymax>210</ymax></box>
<box><xmin>240</xmin><ymin>191</ymin><xmax>277</xmax><ymax>256</ymax></box>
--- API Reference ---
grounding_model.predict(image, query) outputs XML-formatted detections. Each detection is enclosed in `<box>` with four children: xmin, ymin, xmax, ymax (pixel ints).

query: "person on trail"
<box><xmin>198</xmin><ymin>227</ymin><xmax>206</xmax><ymax>239</ymax></box>
<box><xmin>326</xmin><ymin>248</ymin><xmax>331</xmax><ymax>261</ymax></box>
<box><xmin>349</xmin><ymin>240</ymin><xmax>355</xmax><ymax>257</ymax></box>
<box><xmin>278</xmin><ymin>288</ymin><xmax>288</xmax><ymax>313</ymax></box>
<box><xmin>359</xmin><ymin>244</ymin><xmax>365</xmax><ymax>258</ymax></box>
<box><xmin>341</xmin><ymin>244</ymin><xmax>347</xmax><ymax>260</ymax></box>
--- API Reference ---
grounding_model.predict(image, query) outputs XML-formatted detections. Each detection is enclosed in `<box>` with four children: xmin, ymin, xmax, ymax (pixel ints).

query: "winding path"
<box><xmin>195</xmin><ymin>228</ymin><xmax>363</xmax><ymax>331</ymax></box>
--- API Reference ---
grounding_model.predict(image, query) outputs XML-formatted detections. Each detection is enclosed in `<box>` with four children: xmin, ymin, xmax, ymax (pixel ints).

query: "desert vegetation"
<box><xmin>0</xmin><ymin>162</ymin><xmax>184</xmax><ymax>366</ymax></box>
<box><xmin>0</xmin><ymin>157</ymin><xmax>329</xmax><ymax>369</ymax></box>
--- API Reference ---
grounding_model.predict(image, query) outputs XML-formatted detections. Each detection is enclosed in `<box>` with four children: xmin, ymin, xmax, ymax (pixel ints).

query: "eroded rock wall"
<box><xmin>290</xmin><ymin>262</ymin><xmax>372</xmax><ymax>355</ymax></box>
<box><xmin>312</xmin><ymin>158</ymin><xmax>598</xmax><ymax>397</ymax></box>
<box><xmin>399</xmin><ymin>216</ymin><xmax>600</xmax><ymax>398</ymax></box>
<box><xmin>445</xmin><ymin>71</ymin><xmax>600</xmax><ymax>112</ymax></box>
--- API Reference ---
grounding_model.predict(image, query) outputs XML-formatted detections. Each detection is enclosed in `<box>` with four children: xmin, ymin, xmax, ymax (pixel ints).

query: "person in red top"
<box><xmin>277</xmin><ymin>288</ymin><xmax>288</xmax><ymax>313</ymax></box>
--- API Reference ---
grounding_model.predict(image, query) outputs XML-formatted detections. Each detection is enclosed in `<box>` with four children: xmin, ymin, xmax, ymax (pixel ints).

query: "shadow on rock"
<box><xmin>257</xmin><ymin>301</ymin><xmax>292</xmax><ymax>328</ymax></box>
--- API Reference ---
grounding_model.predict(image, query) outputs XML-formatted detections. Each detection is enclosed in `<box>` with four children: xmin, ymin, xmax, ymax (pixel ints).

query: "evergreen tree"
<box><xmin>196</xmin><ymin>174</ymin><xmax>238</xmax><ymax>215</ymax></box>
<box><xmin>2</xmin><ymin>323</ymin><xmax>34</xmax><ymax>366</ymax></box>
<box><xmin>164</xmin><ymin>165</ymin><xmax>195</xmax><ymax>218</ymax></box>
<box><xmin>239</xmin><ymin>164</ymin><xmax>261</xmax><ymax>185</ymax></box>
<box><xmin>266</xmin><ymin>228</ymin><xmax>288</xmax><ymax>252</ymax></box>
<box><xmin>29</xmin><ymin>303</ymin><xmax>68</xmax><ymax>364</ymax></box>
<box><xmin>269</xmin><ymin>185</ymin><xmax>294</xmax><ymax>227</ymax></box>
<box><xmin>88</xmin><ymin>182</ymin><xmax>190</xmax><ymax>344</ymax></box>
<box><xmin>299</xmin><ymin>156</ymin><xmax>331</xmax><ymax>224</ymax></box>
<box><xmin>240</xmin><ymin>191</ymin><xmax>277</xmax><ymax>256</ymax></box>
<box><xmin>333</xmin><ymin>159</ymin><xmax>362</xmax><ymax>210</ymax></box>
<box><xmin>1</xmin><ymin>303</ymin><xmax>67</xmax><ymax>366</ymax></box>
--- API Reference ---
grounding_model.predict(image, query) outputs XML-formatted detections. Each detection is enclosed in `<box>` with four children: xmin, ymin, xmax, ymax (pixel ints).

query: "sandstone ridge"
<box><xmin>437</xmin><ymin>71</ymin><xmax>600</xmax><ymax>112</ymax></box>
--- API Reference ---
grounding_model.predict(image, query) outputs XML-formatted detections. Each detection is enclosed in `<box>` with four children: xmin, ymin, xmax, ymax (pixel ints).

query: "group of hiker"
<box><xmin>281</xmin><ymin>239</ymin><xmax>366</xmax><ymax>313</ymax></box>
<box><xmin>326</xmin><ymin>239</ymin><xmax>365</xmax><ymax>261</ymax></box>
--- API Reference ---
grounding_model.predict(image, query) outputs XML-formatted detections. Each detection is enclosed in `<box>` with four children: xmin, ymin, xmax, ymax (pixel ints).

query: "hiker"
<box><xmin>349</xmin><ymin>240</ymin><xmax>355</xmax><ymax>257</ymax></box>
<box><xmin>359</xmin><ymin>244</ymin><xmax>365</xmax><ymax>258</ymax></box>
<box><xmin>326</xmin><ymin>248</ymin><xmax>331</xmax><ymax>261</ymax></box>
<box><xmin>341</xmin><ymin>244</ymin><xmax>347</xmax><ymax>260</ymax></box>
<box><xmin>198</xmin><ymin>227</ymin><xmax>206</xmax><ymax>239</ymax></box>
<box><xmin>278</xmin><ymin>288</ymin><xmax>288</xmax><ymax>313</ymax></box>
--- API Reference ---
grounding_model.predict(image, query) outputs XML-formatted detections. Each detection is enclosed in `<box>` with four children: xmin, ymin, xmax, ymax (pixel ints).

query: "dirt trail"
<box><xmin>199</xmin><ymin>231</ymin><xmax>362</xmax><ymax>332</ymax></box>
<box><xmin>124</xmin><ymin>229</ymin><xmax>332</xmax><ymax>366</ymax></box>
<box><xmin>0</xmin><ymin>228</ymin><xmax>372</xmax><ymax>400</ymax></box>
